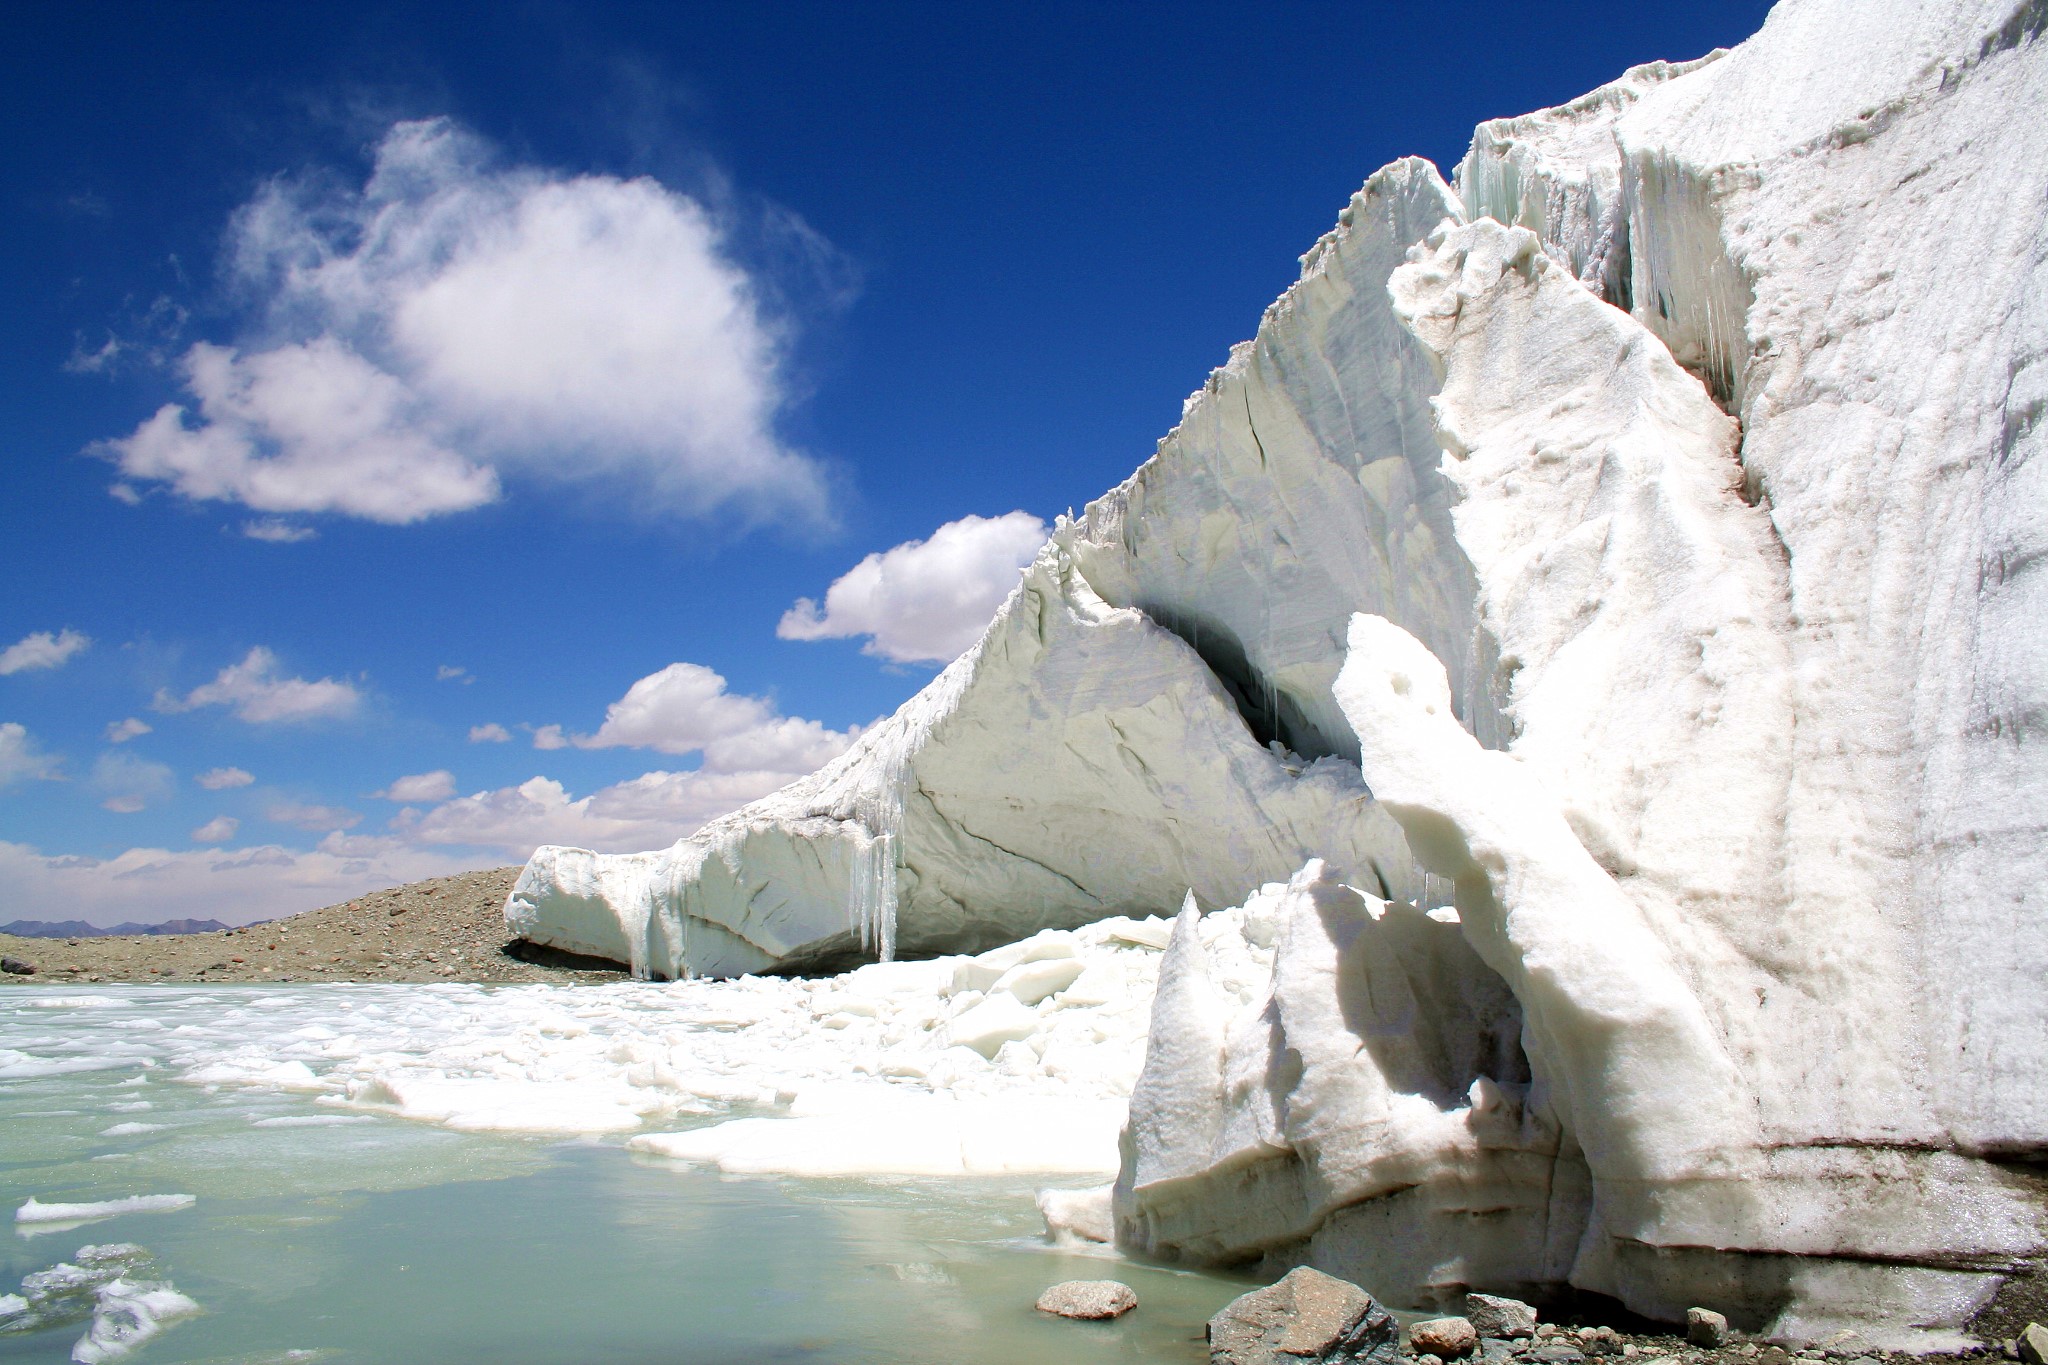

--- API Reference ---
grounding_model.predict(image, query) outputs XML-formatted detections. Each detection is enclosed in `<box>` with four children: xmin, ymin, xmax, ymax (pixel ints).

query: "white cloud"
<box><xmin>0</xmin><ymin>723</ymin><xmax>63</xmax><ymax>787</ymax></box>
<box><xmin>0</xmin><ymin>838</ymin><xmax>485</xmax><ymax>929</ymax></box>
<box><xmin>97</xmin><ymin>117</ymin><xmax>830</xmax><ymax>528</ymax></box>
<box><xmin>400</xmin><ymin>768</ymin><xmax>796</xmax><ymax>857</ymax></box>
<box><xmin>547</xmin><ymin>662</ymin><xmax>859</xmax><ymax>772</ymax></box>
<box><xmin>196</xmin><ymin>766</ymin><xmax>255</xmax><ymax>789</ymax></box>
<box><xmin>468</xmin><ymin>723</ymin><xmax>511</xmax><ymax>743</ymax></box>
<box><xmin>436</xmin><ymin>665</ymin><xmax>471</xmax><ymax>683</ymax></box>
<box><xmin>155</xmin><ymin>647</ymin><xmax>360</xmax><ymax>724</ymax></box>
<box><xmin>191</xmin><ymin>815</ymin><xmax>239</xmax><ymax>843</ymax></box>
<box><xmin>265</xmin><ymin>801</ymin><xmax>362</xmax><ymax>833</ymax></box>
<box><xmin>104</xmin><ymin>717</ymin><xmax>152</xmax><ymax>744</ymax></box>
<box><xmin>241</xmin><ymin>518</ymin><xmax>317</xmax><ymax>543</ymax></box>
<box><xmin>376</xmin><ymin>770</ymin><xmax>457</xmax><ymax>803</ymax></box>
<box><xmin>0</xmin><ymin>628</ymin><xmax>91</xmax><ymax>675</ymax></box>
<box><xmin>94</xmin><ymin>752</ymin><xmax>174</xmax><ymax>814</ymax></box>
<box><xmin>778</xmin><ymin>511</ymin><xmax>1045</xmax><ymax>664</ymax></box>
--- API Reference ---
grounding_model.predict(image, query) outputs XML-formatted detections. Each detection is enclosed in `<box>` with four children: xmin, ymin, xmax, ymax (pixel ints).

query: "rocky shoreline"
<box><xmin>1038</xmin><ymin>1270</ymin><xmax>2042</xmax><ymax>1365</ymax></box>
<box><xmin>0</xmin><ymin>866</ymin><xmax>628</xmax><ymax>986</ymax></box>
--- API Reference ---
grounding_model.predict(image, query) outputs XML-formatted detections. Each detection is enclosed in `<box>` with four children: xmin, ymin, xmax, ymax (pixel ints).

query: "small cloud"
<box><xmin>403</xmin><ymin>768</ymin><xmax>803</xmax><ymax>857</ymax></box>
<box><xmin>109</xmin><ymin>483</ymin><xmax>144</xmax><ymax>506</ymax></box>
<box><xmin>104</xmin><ymin>717</ymin><xmax>153</xmax><ymax>744</ymax></box>
<box><xmin>94</xmin><ymin>751</ymin><xmax>174</xmax><ymax>814</ymax></box>
<box><xmin>545</xmin><ymin>662</ymin><xmax>856</xmax><ymax>773</ymax></box>
<box><xmin>195</xmin><ymin>766</ymin><xmax>255</xmax><ymax>790</ymax></box>
<box><xmin>436</xmin><ymin>665</ymin><xmax>472</xmax><ymax>683</ymax></box>
<box><xmin>778</xmin><ymin>512</ymin><xmax>1046</xmax><ymax>664</ymax></box>
<box><xmin>240</xmin><ymin>518</ymin><xmax>317</xmax><ymax>543</ymax></box>
<box><xmin>0</xmin><ymin>628</ymin><xmax>92</xmax><ymax>676</ymax></box>
<box><xmin>66</xmin><ymin>334</ymin><xmax>125</xmax><ymax>375</ymax></box>
<box><xmin>264</xmin><ymin>801</ymin><xmax>361</xmax><ymax>833</ymax></box>
<box><xmin>468</xmin><ymin>722</ymin><xmax>511</xmax><ymax>743</ymax></box>
<box><xmin>191</xmin><ymin>815</ymin><xmax>240</xmax><ymax>843</ymax></box>
<box><xmin>154</xmin><ymin>646</ymin><xmax>360</xmax><ymax>724</ymax></box>
<box><xmin>375</xmin><ymin>770</ymin><xmax>456</xmax><ymax>803</ymax></box>
<box><xmin>0</xmin><ymin>723</ymin><xmax>64</xmax><ymax>788</ymax></box>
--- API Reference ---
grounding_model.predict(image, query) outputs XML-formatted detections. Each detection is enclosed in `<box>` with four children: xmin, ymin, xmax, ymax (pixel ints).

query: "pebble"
<box><xmin>1412</xmin><ymin>1319</ymin><xmax>1480</xmax><ymax>1359</ymax></box>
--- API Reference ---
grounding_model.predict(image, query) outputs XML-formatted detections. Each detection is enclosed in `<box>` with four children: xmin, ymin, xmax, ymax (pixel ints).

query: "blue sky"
<box><xmin>1</xmin><ymin>0</ymin><xmax>1771</xmax><ymax>925</ymax></box>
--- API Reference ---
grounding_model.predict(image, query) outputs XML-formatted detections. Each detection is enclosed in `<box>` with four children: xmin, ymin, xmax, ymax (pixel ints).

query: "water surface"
<box><xmin>0</xmin><ymin>985</ymin><xmax>1252</xmax><ymax>1364</ymax></box>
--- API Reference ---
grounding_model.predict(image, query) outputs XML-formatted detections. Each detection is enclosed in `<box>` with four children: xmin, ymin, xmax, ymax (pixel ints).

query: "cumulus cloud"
<box><xmin>265</xmin><ymin>801</ymin><xmax>362</xmax><ymax>833</ymax></box>
<box><xmin>94</xmin><ymin>752</ymin><xmax>174</xmax><ymax>813</ymax></box>
<box><xmin>376</xmin><ymin>770</ymin><xmax>457</xmax><ymax>803</ymax></box>
<box><xmin>191</xmin><ymin>815</ymin><xmax>239</xmax><ymax>843</ymax></box>
<box><xmin>399</xmin><ymin>768</ymin><xmax>798</xmax><ymax>857</ymax></box>
<box><xmin>104</xmin><ymin>717</ymin><xmax>152</xmax><ymax>744</ymax></box>
<box><xmin>0</xmin><ymin>628</ymin><xmax>91</xmax><ymax>675</ymax></box>
<box><xmin>0</xmin><ymin>837</ymin><xmax>482</xmax><ymax>928</ymax></box>
<box><xmin>196</xmin><ymin>766</ymin><xmax>255</xmax><ymax>789</ymax></box>
<box><xmin>548</xmin><ymin>661</ymin><xmax>858</xmax><ymax>772</ymax></box>
<box><xmin>0</xmin><ymin>723</ymin><xmax>63</xmax><ymax>787</ymax></box>
<box><xmin>96</xmin><ymin>117</ymin><xmax>830</xmax><ymax>528</ymax></box>
<box><xmin>778</xmin><ymin>511</ymin><xmax>1045</xmax><ymax>664</ymax></box>
<box><xmin>468</xmin><ymin>723</ymin><xmax>511</xmax><ymax>743</ymax></box>
<box><xmin>155</xmin><ymin>647</ymin><xmax>360</xmax><ymax>724</ymax></box>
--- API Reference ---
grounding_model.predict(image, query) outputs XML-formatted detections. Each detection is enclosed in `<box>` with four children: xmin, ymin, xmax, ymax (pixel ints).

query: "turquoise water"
<box><xmin>0</xmin><ymin>986</ymin><xmax>1253</xmax><ymax>1364</ymax></box>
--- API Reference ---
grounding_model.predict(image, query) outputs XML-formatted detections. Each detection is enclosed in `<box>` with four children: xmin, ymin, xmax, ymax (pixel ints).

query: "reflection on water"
<box><xmin>0</xmin><ymin>986</ymin><xmax>1252</xmax><ymax>1363</ymax></box>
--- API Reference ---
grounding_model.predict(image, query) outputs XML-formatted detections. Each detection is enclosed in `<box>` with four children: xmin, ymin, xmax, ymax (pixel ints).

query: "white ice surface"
<box><xmin>0</xmin><ymin>918</ymin><xmax>1184</xmax><ymax>1179</ymax></box>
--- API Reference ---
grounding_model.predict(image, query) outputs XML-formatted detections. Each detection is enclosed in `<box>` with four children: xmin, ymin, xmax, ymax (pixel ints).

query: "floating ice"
<box><xmin>69</xmin><ymin>1278</ymin><xmax>199</xmax><ymax>1364</ymax></box>
<box><xmin>249</xmin><ymin>1115</ymin><xmax>378</xmax><ymax>1128</ymax></box>
<box><xmin>15</xmin><ymin>1196</ymin><xmax>195</xmax><ymax>1225</ymax></box>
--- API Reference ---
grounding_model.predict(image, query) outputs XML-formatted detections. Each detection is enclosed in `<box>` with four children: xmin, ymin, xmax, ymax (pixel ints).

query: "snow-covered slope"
<box><xmin>512</xmin><ymin>0</ymin><xmax>2048</xmax><ymax>1339</ymax></box>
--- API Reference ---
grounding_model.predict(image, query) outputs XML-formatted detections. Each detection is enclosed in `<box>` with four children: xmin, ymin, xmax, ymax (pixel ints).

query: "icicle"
<box><xmin>846</xmin><ymin>736</ymin><xmax>911</xmax><ymax>962</ymax></box>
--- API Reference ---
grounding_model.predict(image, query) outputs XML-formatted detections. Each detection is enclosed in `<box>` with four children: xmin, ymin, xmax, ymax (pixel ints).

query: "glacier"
<box><xmin>508</xmin><ymin>0</ymin><xmax>2048</xmax><ymax>1344</ymax></box>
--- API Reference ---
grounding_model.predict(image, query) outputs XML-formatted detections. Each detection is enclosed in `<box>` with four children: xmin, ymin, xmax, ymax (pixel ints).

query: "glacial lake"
<box><xmin>0</xmin><ymin>984</ymin><xmax>1253</xmax><ymax>1365</ymax></box>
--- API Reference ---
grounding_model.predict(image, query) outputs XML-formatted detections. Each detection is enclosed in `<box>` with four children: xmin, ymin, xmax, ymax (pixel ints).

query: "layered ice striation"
<box><xmin>510</xmin><ymin>0</ymin><xmax>2048</xmax><ymax>1340</ymax></box>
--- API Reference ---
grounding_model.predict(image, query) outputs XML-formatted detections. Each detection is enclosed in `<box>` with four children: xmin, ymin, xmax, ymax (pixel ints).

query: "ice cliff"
<box><xmin>509</xmin><ymin>0</ymin><xmax>2048</xmax><ymax>1343</ymax></box>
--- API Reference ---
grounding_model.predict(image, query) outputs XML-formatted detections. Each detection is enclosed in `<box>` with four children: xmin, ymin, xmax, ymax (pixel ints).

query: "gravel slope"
<box><xmin>0</xmin><ymin>866</ymin><xmax>630</xmax><ymax>986</ymax></box>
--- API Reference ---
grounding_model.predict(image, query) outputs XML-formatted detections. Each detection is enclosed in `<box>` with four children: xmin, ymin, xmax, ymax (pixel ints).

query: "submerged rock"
<box><xmin>1034</xmin><ymin>1280</ymin><xmax>1136</xmax><ymax>1320</ymax></box>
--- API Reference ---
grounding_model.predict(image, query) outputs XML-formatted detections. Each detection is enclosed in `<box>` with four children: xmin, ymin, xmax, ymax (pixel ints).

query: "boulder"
<box><xmin>1207</xmin><ymin>1267</ymin><xmax>1399</xmax><ymax>1365</ymax></box>
<box><xmin>1685</xmin><ymin>1308</ymin><xmax>1728</xmax><ymax>1347</ymax></box>
<box><xmin>2019</xmin><ymin>1324</ymin><xmax>2048</xmax><ymax>1365</ymax></box>
<box><xmin>1465</xmin><ymin>1295</ymin><xmax>1536</xmax><ymax>1341</ymax></box>
<box><xmin>1034</xmin><ymin>1279</ymin><xmax>1136</xmax><ymax>1320</ymax></box>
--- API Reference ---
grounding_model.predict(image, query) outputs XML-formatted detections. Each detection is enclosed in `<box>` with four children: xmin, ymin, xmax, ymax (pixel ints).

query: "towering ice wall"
<box><xmin>511</xmin><ymin>0</ymin><xmax>2048</xmax><ymax>1339</ymax></box>
<box><xmin>509</xmin><ymin>154</ymin><xmax>1493</xmax><ymax>978</ymax></box>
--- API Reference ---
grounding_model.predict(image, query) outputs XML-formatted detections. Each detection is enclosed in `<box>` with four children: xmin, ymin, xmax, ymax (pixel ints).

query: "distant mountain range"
<box><xmin>2</xmin><ymin>918</ymin><xmax>234</xmax><ymax>939</ymax></box>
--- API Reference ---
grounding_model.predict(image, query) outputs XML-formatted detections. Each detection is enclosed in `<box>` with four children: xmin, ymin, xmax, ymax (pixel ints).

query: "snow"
<box><xmin>495</xmin><ymin>0</ymin><xmax>2048</xmax><ymax>1340</ymax></box>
